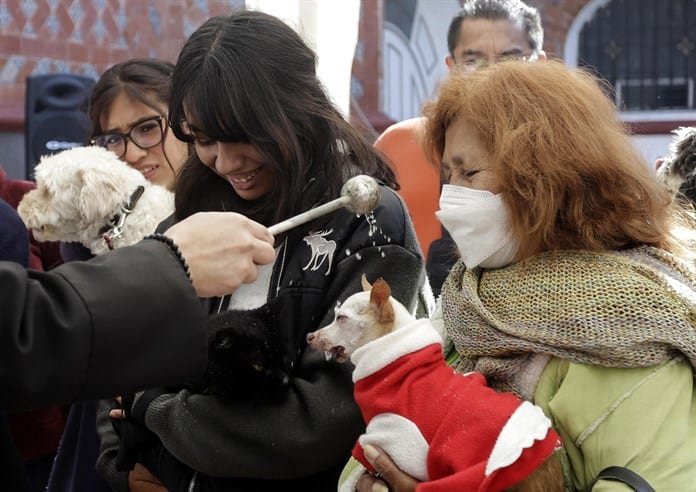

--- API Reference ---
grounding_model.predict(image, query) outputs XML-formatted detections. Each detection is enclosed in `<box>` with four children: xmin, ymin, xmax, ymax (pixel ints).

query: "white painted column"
<box><xmin>245</xmin><ymin>0</ymin><xmax>360</xmax><ymax>118</ymax></box>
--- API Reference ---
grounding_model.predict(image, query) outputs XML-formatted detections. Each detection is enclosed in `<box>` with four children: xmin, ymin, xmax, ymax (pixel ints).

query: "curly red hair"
<box><xmin>424</xmin><ymin>60</ymin><xmax>693</xmax><ymax>259</ymax></box>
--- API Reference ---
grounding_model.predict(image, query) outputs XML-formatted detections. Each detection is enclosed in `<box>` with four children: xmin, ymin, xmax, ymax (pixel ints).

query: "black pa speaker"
<box><xmin>24</xmin><ymin>73</ymin><xmax>96</xmax><ymax>180</ymax></box>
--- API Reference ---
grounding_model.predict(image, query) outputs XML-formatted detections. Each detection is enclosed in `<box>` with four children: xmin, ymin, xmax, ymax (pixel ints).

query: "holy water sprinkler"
<box><xmin>268</xmin><ymin>175</ymin><xmax>380</xmax><ymax>236</ymax></box>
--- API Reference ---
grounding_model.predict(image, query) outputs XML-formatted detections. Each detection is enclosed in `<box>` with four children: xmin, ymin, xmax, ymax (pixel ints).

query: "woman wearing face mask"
<box><xmin>106</xmin><ymin>10</ymin><xmax>429</xmax><ymax>492</ymax></box>
<box><xmin>354</xmin><ymin>61</ymin><xmax>696</xmax><ymax>492</ymax></box>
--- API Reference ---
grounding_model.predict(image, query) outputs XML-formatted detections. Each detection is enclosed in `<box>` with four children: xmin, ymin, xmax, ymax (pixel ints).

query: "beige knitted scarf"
<box><xmin>442</xmin><ymin>246</ymin><xmax>696</xmax><ymax>398</ymax></box>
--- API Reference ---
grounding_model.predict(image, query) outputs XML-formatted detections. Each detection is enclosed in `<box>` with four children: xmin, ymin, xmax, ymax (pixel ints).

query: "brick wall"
<box><xmin>529</xmin><ymin>0</ymin><xmax>590</xmax><ymax>59</ymax></box>
<box><xmin>0</xmin><ymin>0</ymin><xmax>244</xmax><ymax>130</ymax></box>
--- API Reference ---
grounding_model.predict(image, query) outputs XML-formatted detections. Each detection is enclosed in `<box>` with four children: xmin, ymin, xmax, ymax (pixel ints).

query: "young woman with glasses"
<box><xmin>88</xmin><ymin>58</ymin><xmax>189</xmax><ymax>191</ymax></box>
<box><xmin>55</xmin><ymin>59</ymin><xmax>188</xmax><ymax>267</ymax></box>
<box><xmin>90</xmin><ymin>114</ymin><xmax>165</xmax><ymax>161</ymax></box>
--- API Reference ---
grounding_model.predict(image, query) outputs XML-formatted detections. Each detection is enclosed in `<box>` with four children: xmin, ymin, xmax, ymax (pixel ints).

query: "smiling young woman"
<box><xmin>101</xmin><ymin>10</ymin><xmax>430</xmax><ymax>492</ymax></box>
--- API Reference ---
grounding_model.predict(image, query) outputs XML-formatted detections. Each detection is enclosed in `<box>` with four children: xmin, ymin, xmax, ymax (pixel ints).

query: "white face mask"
<box><xmin>436</xmin><ymin>184</ymin><xmax>519</xmax><ymax>270</ymax></box>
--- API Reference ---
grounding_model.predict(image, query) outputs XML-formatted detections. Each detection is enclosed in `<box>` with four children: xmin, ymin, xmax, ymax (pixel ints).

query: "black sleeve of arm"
<box><xmin>0</xmin><ymin>240</ymin><xmax>208</xmax><ymax>410</ymax></box>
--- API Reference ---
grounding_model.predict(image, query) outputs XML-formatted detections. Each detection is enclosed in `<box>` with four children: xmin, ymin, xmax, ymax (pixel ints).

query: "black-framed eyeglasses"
<box><xmin>458</xmin><ymin>52</ymin><xmax>538</xmax><ymax>73</ymax></box>
<box><xmin>90</xmin><ymin>115</ymin><xmax>165</xmax><ymax>158</ymax></box>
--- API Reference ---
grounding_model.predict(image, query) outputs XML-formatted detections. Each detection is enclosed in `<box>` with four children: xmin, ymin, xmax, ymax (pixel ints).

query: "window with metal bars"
<box><xmin>577</xmin><ymin>0</ymin><xmax>696</xmax><ymax>111</ymax></box>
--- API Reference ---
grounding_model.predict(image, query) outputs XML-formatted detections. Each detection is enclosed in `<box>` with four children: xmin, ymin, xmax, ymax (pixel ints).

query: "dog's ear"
<box><xmin>77</xmin><ymin>167</ymin><xmax>124</xmax><ymax>224</ymax></box>
<box><xmin>361</xmin><ymin>273</ymin><xmax>372</xmax><ymax>292</ymax></box>
<box><xmin>370</xmin><ymin>278</ymin><xmax>394</xmax><ymax>324</ymax></box>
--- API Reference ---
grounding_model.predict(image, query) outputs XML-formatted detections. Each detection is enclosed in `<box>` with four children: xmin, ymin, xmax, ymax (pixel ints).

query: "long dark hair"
<box><xmin>169</xmin><ymin>10</ymin><xmax>397</xmax><ymax>226</ymax></box>
<box><xmin>89</xmin><ymin>58</ymin><xmax>179</xmax><ymax>174</ymax></box>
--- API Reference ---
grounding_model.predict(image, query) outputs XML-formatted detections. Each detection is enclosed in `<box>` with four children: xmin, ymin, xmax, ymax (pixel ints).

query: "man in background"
<box><xmin>375</xmin><ymin>0</ymin><xmax>546</xmax><ymax>298</ymax></box>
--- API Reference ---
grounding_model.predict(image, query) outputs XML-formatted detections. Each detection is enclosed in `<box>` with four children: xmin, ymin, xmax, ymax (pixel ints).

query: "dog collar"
<box><xmin>99</xmin><ymin>185</ymin><xmax>145</xmax><ymax>250</ymax></box>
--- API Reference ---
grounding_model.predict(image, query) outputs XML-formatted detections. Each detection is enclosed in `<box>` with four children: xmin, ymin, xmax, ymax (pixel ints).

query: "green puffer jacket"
<box><xmin>535</xmin><ymin>357</ymin><xmax>696</xmax><ymax>491</ymax></box>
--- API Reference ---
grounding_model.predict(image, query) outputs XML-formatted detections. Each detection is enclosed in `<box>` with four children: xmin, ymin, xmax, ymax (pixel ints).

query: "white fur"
<box><xmin>350</xmin><ymin>319</ymin><xmax>442</xmax><ymax>381</ymax></box>
<box><xmin>358</xmin><ymin>413</ymin><xmax>429</xmax><ymax>480</ymax></box>
<box><xmin>656</xmin><ymin>159</ymin><xmax>688</xmax><ymax>195</ymax></box>
<box><xmin>487</xmin><ymin>401</ymin><xmax>554</xmax><ymax>476</ymax></box>
<box><xmin>656</xmin><ymin>126</ymin><xmax>696</xmax><ymax>195</ymax></box>
<box><xmin>306</xmin><ymin>287</ymin><xmax>417</xmax><ymax>362</ymax></box>
<box><xmin>17</xmin><ymin>145</ymin><xmax>174</xmax><ymax>255</ymax></box>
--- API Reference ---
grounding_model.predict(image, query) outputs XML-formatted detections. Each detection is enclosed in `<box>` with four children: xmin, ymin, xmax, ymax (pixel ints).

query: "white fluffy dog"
<box><xmin>18</xmin><ymin>145</ymin><xmax>174</xmax><ymax>255</ymax></box>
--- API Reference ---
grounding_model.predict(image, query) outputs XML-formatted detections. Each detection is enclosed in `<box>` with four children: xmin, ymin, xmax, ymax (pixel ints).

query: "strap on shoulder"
<box><xmin>588</xmin><ymin>466</ymin><xmax>655</xmax><ymax>492</ymax></box>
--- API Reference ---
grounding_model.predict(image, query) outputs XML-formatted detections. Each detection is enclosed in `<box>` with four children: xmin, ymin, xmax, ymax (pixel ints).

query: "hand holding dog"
<box><xmin>357</xmin><ymin>445</ymin><xmax>418</xmax><ymax>492</ymax></box>
<box><xmin>164</xmin><ymin>212</ymin><xmax>276</xmax><ymax>298</ymax></box>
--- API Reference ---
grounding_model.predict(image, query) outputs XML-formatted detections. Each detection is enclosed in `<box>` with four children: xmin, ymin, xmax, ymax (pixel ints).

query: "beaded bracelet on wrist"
<box><xmin>144</xmin><ymin>233</ymin><xmax>191</xmax><ymax>281</ymax></box>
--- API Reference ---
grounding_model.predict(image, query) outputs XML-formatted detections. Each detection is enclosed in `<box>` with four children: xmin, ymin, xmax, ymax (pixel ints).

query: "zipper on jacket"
<box><xmin>215</xmin><ymin>295</ymin><xmax>226</xmax><ymax>314</ymax></box>
<box><xmin>187</xmin><ymin>471</ymin><xmax>197</xmax><ymax>492</ymax></box>
<box><xmin>273</xmin><ymin>237</ymin><xmax>288</xmax><ymax>298</ymax></box>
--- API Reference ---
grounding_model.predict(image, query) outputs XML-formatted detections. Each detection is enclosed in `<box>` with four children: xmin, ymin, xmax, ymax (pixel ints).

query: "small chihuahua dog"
<box><xmin>306</xmin><ymin>275</ymin><xmax>564</xmax><ymax>492</ymax></box>
<box><xmin>306</xmin><ymin>274</ymin><xmax>414</xmax><ymax>362</ymax></box>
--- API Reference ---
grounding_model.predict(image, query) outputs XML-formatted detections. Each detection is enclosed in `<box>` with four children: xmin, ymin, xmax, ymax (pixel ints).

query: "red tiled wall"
<box><xmin>0</xmin><ymin>0</ymin><xmax>244</xmax><ymax>130</ymax></box>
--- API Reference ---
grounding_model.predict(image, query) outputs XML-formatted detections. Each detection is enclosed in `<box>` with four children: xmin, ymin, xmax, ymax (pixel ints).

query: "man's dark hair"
<box><xmin>447</xmin><ymin>0</ymin><xmax>544</xmax><ymax>56</ymax></box>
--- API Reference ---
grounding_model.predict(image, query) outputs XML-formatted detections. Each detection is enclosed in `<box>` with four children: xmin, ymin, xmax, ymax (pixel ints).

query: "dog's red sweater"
<box><xmin>351</xmin><ymin>320</ymin><xmax>560</xmax><ymax>492</ymax></box>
